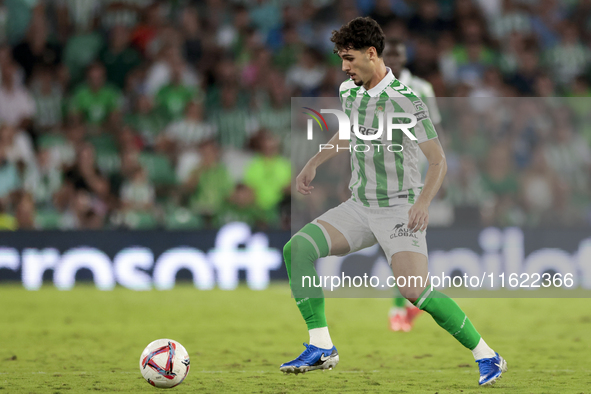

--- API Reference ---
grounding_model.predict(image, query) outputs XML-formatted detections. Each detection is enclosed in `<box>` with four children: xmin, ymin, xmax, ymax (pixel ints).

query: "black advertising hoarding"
<box><xmin>0</xmin><ymin>223</ymin><xmax>590</xmax><ymax>295</ymax></box>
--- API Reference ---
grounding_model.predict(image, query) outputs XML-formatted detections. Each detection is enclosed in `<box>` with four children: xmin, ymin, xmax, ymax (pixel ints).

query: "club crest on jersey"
<box><xmin>376</xmin><ymin>105</ymin><xmax>384</xmax><ymax>113</ymax></box>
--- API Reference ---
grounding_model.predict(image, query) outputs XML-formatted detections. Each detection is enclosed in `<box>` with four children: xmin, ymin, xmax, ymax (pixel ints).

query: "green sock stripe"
<box><xmin>299</xmin><ymin>223</ymin><xmax>329</xmax><ymax>257</ymax></box>
<box><xmin>414</xmin><ymin>286</ymin><xmax>432</xmax><ymax>309</ymax></box>
<box><xmin>293</xmin><ymin>233</ymin><xmax>320</xmax><ymax>259</ymax></box>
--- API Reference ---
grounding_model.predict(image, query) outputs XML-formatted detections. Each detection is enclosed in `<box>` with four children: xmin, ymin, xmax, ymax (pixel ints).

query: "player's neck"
<box><xmin>363</xmin><ymin>62</ymin><xmax>388</xmax><ymax>91</ymax></box>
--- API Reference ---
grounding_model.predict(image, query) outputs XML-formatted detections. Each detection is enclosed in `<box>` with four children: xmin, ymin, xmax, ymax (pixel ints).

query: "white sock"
<box><xmin>309</xmin><ymin>327</ymin><xmax>333</xmax><ymax>349</ymax></box>
<box><xmin>471</xmin><ymin>338</ymin><xmax>496</xmax><ymax>360</ymax></box>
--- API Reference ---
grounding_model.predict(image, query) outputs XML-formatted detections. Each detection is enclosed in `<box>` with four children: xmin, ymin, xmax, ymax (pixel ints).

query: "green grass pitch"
<box><xmin>1</xmin><ymin>284</ymin><xmax>590</xmax><ymax>393</ymax></box>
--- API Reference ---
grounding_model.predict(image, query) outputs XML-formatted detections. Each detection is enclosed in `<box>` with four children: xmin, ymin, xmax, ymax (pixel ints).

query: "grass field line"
<box><xmin>2</xmin><ymin>369</ymin><xmax>587</xmax><ymax>376</ymax></box>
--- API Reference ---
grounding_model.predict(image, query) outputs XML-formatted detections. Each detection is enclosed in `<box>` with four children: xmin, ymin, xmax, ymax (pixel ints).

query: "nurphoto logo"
<box><xmin>302</xmin><ymin>107</ymin><xmax>418</xmax><ymax>153</ymax></box>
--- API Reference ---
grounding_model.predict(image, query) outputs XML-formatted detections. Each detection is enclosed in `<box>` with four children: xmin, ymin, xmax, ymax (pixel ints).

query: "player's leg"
<box><xmin>284</xmin><ymin>220</ymin><xmax>349</xmax><ymax>344</ymax></box>
<box><xmin>391</xmin><ymin>251</ymin><xmax>507</xmax><ymax>386</ymax></box>
<box><xmin>280</xmin><ymin>220</ymin><xmax>349</xmax><ymax>373</ymax></box>
<box><xmin>389</xmin><ymin>286</ymin><xmax>420</xmax><ymax>332</ymax></box>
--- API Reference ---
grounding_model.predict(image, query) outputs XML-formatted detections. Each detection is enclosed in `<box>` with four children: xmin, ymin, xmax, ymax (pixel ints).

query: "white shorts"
<box><xmin>313</xmin><ymin>199</ymin><xmax>428</xmax><ymax>262</ymax></box>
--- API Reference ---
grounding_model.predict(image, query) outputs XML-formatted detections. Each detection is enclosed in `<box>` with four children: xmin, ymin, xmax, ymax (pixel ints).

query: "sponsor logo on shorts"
<box><xmin>412</xmin><ymin>240</ymin><xmax>420</xmax><ymax>247</ymax></box>
<box><xmin>390</xmin><ymin>223</ymin><xmax>418</xmax><ymax>239</ymax></box>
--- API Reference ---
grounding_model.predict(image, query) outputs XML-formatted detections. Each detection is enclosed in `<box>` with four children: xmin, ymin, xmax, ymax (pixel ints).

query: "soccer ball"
<box><xmin>139</xmin><ymin>339</ymin><xmax>190</xmax><ymax>388</ymax></box>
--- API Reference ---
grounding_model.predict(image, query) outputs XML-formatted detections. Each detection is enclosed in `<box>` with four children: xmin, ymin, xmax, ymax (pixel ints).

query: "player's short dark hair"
<box><xmin>331</xmin><ymin>17</ymin><xmax>386</xmax><ymax>57</ymax></box>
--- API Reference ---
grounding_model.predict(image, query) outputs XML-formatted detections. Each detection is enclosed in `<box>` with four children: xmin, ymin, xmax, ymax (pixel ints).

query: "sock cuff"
<box><xmin>296</xmin><ymin>223</ymin><xmax>330</xmax><ymax>258</ymax></box>
<box><xmin>413</xmin><ymin>286</ymin><xmax>433</xmax><ymax>310</ymax></box>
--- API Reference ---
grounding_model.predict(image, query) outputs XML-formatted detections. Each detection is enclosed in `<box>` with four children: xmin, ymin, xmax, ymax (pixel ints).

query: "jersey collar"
<box><xmin>363</xmin><ymin>67</ymin><xmax>394</xmax><ymax>97</ymax></box>
<box><xmin>398</xmin><ymin>68</ymin><xmax>412</xmax><ymax>86</ymax></box>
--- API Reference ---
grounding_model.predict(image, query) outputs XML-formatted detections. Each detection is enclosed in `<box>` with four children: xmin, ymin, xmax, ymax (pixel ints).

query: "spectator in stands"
<box><xmin>183</xmin><ymin>139</ymin><xmax>234</xmax><ymax>221</ymax></box>
<box><xmin>155</xmin><ymin>59</ymin><xmax>200</xmax><ymax>122</ymax></box>
<box><xmin>544</xmin><ymin>122</ymin><xmax>591</xmax><ymax>198</ymax></box>
<box><xmin>408</xmin><ymin>0</ymin><xmax>449</xmax><ymax>43</ymax></box>
<box><xmin>440</xmin><ymin>19</ymin><xmax>497</xmax><ymax>87</ymax></box>
<box><xmin>506</xmin><ymin>49</ymin><xmax>540</xmax><ymax>96</ymax></box>
<box><xmin>0</xmin><ymin>44</ymin><xmax>25</xmax><ymax>84</ymax></box>
<box><xmin>179</xmin><ymin>6</ymin><xmax>203</xmax><ymax>65</ymax></box>
<box><xmin>30</xmin><ymin>65</ymin><xmax>64</xmax><ymax>134</ymax></box>
<box><xmin>62</xmin><ymin>143</ymin><xmax>110</xmax><ymax>201</ymax></box>
<box><xmin>481</xmin><ymin>143</ymin><xmax>521</xmax><ymax>225</ymax></box>
<box><xmin>0</xmin><ymin>144</ymin><xmax>20</xmax><ymax>204</ymax></box>
<box><xmin>120</xmin><ymin>165</ymin><xmax>155</xmax><ymax>213</ymax></box>
<box><xmin>14</xmin><ymin>192</ymin><xmax>36</xmax><ymax>229</ymax></box>
<box><xmin>215</xmin><ymin>183</ymin><xmax>265</xmax><ymax>228</ymax></box>
<box><xmin>145</xmin><ymin>45</ymin><xmax>199</xmax><ymax>97</ymax></box>
<box><xmin>0</xmin><ymin>61</ymin><xmax>35</xmax><ymax>130</ymax></box>
<box><xmin>61</xmin><ymin>188</ymin><xmax>105</xmax><ymax>230</ymax></box>
<box><xmin>446</xmin><ymin>156</ymin><xmax>492</xmax><ymax>210</ymax></box>
<box><xmin>12</xmin><ymin>17</ymin><xmax>61</xmax><ymax>83</ymax></box>
<box><xmin>530</xmin><ymin>0</ymin><xmax>563</xmax><ymax>49</ymax></box>
<box><xmin>544</xmin><ymin>24</ymin><xmax>591</xmax><ymax>86</ymax></box>
<box><xmin>519</xmin><ymin>146</ymin><xmax>560</xmax><ymax>225</ymax></box>
<box><xmin>212</xmin><ymin>85</ymin><xmax>256</xmax><ymax>150</ymax></box>
<box><xmin>162</xmin><ymin>101</ymin><xmax>214</xmax><ymax>161</ymax></box>
<box><xmin>100</xmin><ymin>25</ymin><xmax>142</xmax><ymax>90</ymax></box>
<box><xmin>47</xmin><ymin>122</ymin><xmax>85</xmax><ymax>170</ymax></box>
<box><xmin>125</xmin><ymin>94</ymin><xmax>165</xmax><ymax>148</ymax></box>
<box><xmin>534</xmin><ymin>73</ymin><xmax>556</xmax><ymax>97</ymax></box>
<box><xmin>69</xmin><ymin>63</ymin><xmax>122</xmax><ymax>128</ymax></box>
<box><xmin>490</xmin><ymin>0</ymin><xmax>533</xmax><ymax>43</ymax></box>
<box><xmin>0</xmin><ymin>123</ymin><xmax>35</xmax><ymax>168</ymax></box>
<box><xmin>130</xmin><ymin>2</ymin><xmax>164</xmax><ymax>57</ymax></box>
<box><xmin>253</xmin><ymin>71</ymin><xmax>291</xmax><ymax>155</ymax></box>
<box><xmin>286</xmin><ymin>47</ymin><xmax>326</xmax><ymax>96</ymax></box>
<box><xmin>24</xmin><ymin>148</ymin><xmax>62</xmax><ymax>209</ymax></box>
<box><xmin>368</xmin><ymin>0</ymin><xmax>400</xmax><ymax>30</ymax></box>
<box><xmin>61</xmin><ymin>9</ymin><xmax>105</xmax><ymax>86</ymax></box>
<box><xmin>101</xmin><ymin>0</ymin><xmax>147</xmax><ymax>32</ymax></box>
<box><xmin>244</xmin><ymin>130</ymin><xmax>290</xmax><ymax>217</ymax></box>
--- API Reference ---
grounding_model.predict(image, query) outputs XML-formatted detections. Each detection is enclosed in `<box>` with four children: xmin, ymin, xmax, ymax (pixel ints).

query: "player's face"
<box><xmin>383</xmin><ymin>43</ymin><xmax>407</xmax><ymax>77</ymax></box>
<box><xmin>339</xmin><ymin>48</ymin><xmax>374</xmax><ymax>87</ymax></box>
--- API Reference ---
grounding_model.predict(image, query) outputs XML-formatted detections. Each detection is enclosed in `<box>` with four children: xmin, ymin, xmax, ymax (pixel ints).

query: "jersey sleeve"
<box><xmin>422</xmin><ymin>82</ymin><xmax>442</xmax><ymax>125</ymax></box>
<box><xmin>403</xmin><ymin>96</ymin><xmax>438</xmax><ymax>144</ymax></box>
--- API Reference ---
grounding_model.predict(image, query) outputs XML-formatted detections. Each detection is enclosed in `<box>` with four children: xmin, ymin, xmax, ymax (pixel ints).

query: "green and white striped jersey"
<box><xmin>340</xmin><ymin>67</ymin><xmax>438</xmax><ymax>208</ymax></box>
<box><xmin>397</xmin><ymin>69</ymin><xmax>441</xmax><ymax>125</ymax></box>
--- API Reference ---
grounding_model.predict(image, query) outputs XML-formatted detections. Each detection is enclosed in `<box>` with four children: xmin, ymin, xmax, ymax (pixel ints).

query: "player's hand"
<box><xmin>408</xmin><ymin>199</ymin><xmax>429</xmax><ymax>233</ymax></box>
<box><xmin>296</xmin><ymin>164</ymin><xmax>316</xmax><ymax>195</ymax></box>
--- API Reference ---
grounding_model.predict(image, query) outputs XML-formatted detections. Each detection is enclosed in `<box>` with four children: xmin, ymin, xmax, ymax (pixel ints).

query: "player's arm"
<box><xmin>408</xmin><ymin>138</ymin><xmax>447</xmax><ymax>232</ymax></box>
<box><xmin>296</xmin><ymin>131</ymin><xmax>349</xmax><ymax>195</ymax></box>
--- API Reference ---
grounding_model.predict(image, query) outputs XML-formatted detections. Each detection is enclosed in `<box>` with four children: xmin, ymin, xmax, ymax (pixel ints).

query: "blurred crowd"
<box><xmin>0</xmin><ymin>0</ymin><xmax>590</xmax><ymax>230</ymax></box>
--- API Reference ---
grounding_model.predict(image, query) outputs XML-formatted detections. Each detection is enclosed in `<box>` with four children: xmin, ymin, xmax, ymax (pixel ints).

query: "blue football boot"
<box><xmin>476</xmin><ymin>352</ymin><xmax>508</xmax><ymax>386</ymax></box>
<box><xmin>280</xmin><ymin>343</ymin><xmax>339</xmax><ymax>374</ymax></box>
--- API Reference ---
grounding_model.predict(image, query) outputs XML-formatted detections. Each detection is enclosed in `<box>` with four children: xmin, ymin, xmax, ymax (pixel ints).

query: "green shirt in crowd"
<box><xmin>155</xmin><ymin>84</ymin><xmax>199</xmax><ymax>122</ymax></box>
<box><xmin>244</xmin><ymin>155</ymin><xmax>291</xmax><ymax>211</ymax></box>
<box><xmin>100</xmin><ymin>47</ymin><xmax>143</xmax><ymax>89</ymax></box>
<box><xmin>190</xmin><ymin>164</ymin><xmax>234</xmax><ymax>215</ymax></box>
<box><xmin>70</xmin><ymin>83</ymin><xmax>122</xmax><ymax>125</ymax></box>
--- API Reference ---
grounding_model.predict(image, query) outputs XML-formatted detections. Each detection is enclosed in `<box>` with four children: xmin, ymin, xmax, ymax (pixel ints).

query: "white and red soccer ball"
<box><xmin>139</xmin><ymin>339</ymin><xmax>190</xmax><ymax>388</ymax></box>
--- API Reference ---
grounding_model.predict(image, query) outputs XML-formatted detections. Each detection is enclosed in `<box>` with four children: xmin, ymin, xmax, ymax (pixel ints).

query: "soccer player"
<box><xmin>280</xmin><ymin>17</ymin><xmax>508</xmax><ymax>386</ymax></box>
<box><xmin>382</xmin><ymin>37</ymin><xmax>441</xmax><ymax>332</ymax></box>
